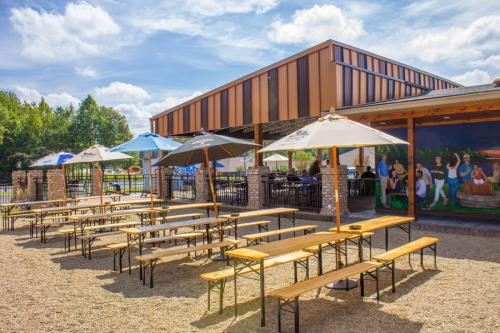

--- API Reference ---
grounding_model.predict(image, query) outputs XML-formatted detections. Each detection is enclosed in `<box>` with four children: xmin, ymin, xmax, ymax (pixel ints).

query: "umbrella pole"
<box><xmin>203</xmin><ymin>149</ymin><xmax>218</xmax><ymax>217</ymax></box>
<box><xmin>62</xmin><ymin>164</ymin><xmax>67</xmax><ymax>201</ymax></box>
<box><xmin>332</xmin><ymin>147</ymin><xmax>341</xmax><ymax>232</ymax></box>
<box><xmin>98</xmin><ymin>161</ymin><xmax>103</xmax><ymax>206</ymax></box>
<box><xmin>148</xmin><ymin>152</ymin><xmax>155</xmax><ymax>224</ymax></box>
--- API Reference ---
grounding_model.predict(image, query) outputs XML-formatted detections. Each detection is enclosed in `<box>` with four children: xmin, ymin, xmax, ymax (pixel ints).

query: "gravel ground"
<box><xmin>0</xmin><ymin>209</ymin><xmax>499</xmax><ymax>333</ymax></box>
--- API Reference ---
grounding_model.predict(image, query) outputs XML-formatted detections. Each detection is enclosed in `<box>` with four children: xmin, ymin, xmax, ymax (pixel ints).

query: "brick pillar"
<box><xmin>27</xmin><ymin>170</ymin><xmax>43</xmax><ymax>201</ymax></box>
<box><xmin>11</xmin><ymin>170</ymin><xmax>27</xmax><ymax>201</ymax></box>
<box><xmin>195</xmin><ymin>167</ymin><xmax>209</xmax><ymax>203</ymax></box>
<box><xmin>247</xmin><ymin>165</ymin><xmax>270</xmax><ymax>210</ymax></box>
<box><xmin>162</xmin><ymin>167</ymin><xmax>175</xmax><ymax>200</ymax></box>
<box><xmin>320</xmin><ymin>165</ymin><xmax>349</xmax><ymax>217</ymax></box>
<box><xmin>47</xmin><ymin>169</ymin><xmax>66</xmax><ymax>200</ymax></box>
<box><xmin>91</xmin><ymin>169</ymin><xmax>102</xmax><ymax>196</ymax></box>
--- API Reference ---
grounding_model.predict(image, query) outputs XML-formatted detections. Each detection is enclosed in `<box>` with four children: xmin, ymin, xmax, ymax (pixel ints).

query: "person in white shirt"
<box><xmin>446</xmin><ymin>153</ymin><xmax>460</xmax><ymax>203</ymax></box>
<box><xmin>416</xmin><ymin>162</ymin><xmax>432</xmax><ymax>194</ymax></box>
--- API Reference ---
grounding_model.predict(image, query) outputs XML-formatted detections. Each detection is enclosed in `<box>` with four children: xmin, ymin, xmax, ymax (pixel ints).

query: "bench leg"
<box><xmin>219</xmin><ymin>280</ymin><xmax>225</xmax><ymax>314</ymax></box>
<box><xmin>293</xmin><ymin>261</ymin><xmax>298</xmax><ymax>283</ymax></box>
<box><xmin>207</xmin><ymin>282</ymin><xmax>211</xmax><ymax>311</ymax></box>
<box><xmin>420</xmin><ymin>248</ymin><xmax>424</xmax><ymax>269</ymax></box>
<box><xmin>149</xmin><ymin>259</ymin><xmax>157</xmax><ymax>288</ymax></box>
<box><xmin>360</xmin><ymin>272</ymin><xmax>365</xmax><ymax>297</ymax></box>
<box><xmin>318</xmin><ymin>247</ymin><xmax>323</xmax><ymax>275</ymax></box>
<box><xmin>391</xmin><ymin>260</ymin><xmax>396</xmax><ymax>293</ymax></box>
<box><xmin>434</xmin><ymin>244</ymin><xmax>437</xmax><ymax>268</ymax></box>
<box><xmin>376</xmin><ymin>268</ymin><xmax>380</xmax><ymax>301</ymax></box>
<box><xmin>113</xmin><ymin>250</ymin><xmax>117</xmax><ymax>271</ymax></box>
<box><xmin>294</xmin><ymin>297</ymin><xmax>299</xmax><ymax>333</ymax></box>
<box><xmin>277</xmin><ymin>299</ymin><xmax>282</xmax><ymax>333</ymax></box>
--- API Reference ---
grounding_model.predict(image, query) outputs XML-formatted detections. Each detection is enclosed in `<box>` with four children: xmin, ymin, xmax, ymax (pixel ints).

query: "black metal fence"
<box><xmin>265</xmin><ymin>178</ymin><xmax>322</xmax><ymax>212</ymax></box>
<box><xmin>347</xmin><ymin>178</ymin><xmax>376</xmax><ymax>197</ymax></box>
<box><xmin>214</xmin><ymin>173</ymin><xmax>248</xmax><ymax>206</ymax></box>
<box><xmin>0</xmin><ymin>182</ymin><xmax>13</xmax><ymax>204</ymax></box>
<box><xmin>65</xmin><ymin>174</ymin><xmax>157</xmax><ymax>197</ymax></box>
<box><xmin>164</xmin><ymin>174</ymin><xmax>196</xmax><ymax>200</ymax></box>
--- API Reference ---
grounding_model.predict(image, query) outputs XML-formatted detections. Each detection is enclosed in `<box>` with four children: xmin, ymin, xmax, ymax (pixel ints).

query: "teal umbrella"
<box><xmin>110</xmin><ymin>133</ymin><xmax>181</xmax><ymax>216</ymax></box>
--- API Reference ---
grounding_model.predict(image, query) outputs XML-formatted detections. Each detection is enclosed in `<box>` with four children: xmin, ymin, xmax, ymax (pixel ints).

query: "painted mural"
<box><xmin>374</xmin><ymin>121</ymin><xmax>500</xmax><ymax>215</ymax></box>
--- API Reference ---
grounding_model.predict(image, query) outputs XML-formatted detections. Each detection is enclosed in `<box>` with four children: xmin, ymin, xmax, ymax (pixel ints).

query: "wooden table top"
<box><xmin>219</xmin><ymin>207</ymin><xmax>299</xmax><ymax>220</ymax></box>
<box><xmin>0</xmin><ymin>195</ymin><xmax>122</xmax><ymax>208</ymax></box>
<box><xmin>164</xmin><ymin>202</ymin><xmax>221</xmax><ymax>211</ymax></box>
<box><xmin>67</xmin><ymin>208</ymin><xmax>159</xmax><ymax>221</ymax></box>
<box><xmin>105</xmin><ymin>198</ymin><xmax>164</xmax><ymax>207</ymax></box>
<box><xmin>225</xmin><ymin>231</ymin><xmax>354</xmax><ymax>261</ymax></box>
<box><xmin>121</xmin><ymin>217</ymin><xmax>229</xmax><ymax>235</ymax></box>
<box><xmin>331</xmin><ymin>215</ymin><xmax>415</xmax><ymax>234</ymax></box>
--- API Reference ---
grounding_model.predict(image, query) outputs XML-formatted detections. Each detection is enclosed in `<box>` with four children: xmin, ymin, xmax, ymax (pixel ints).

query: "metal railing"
<box><xmin>0</xmin><ymin>183</ymin><xmax>13</xmax><ymax>204</ymax></box>
<box><xmin>265</xmin><ymin>178</ymin><xmax>322</xmax><ymax>212</ymax></box>
<box><xmin>347</xmin><ymin>178</ymin><xmax>376</xmax><ymax>197</ymax></box>
<box><xmin>65</xmin><ymin>174</ymin><xmax>157</xmax><ymax>197</ymax></box>
<box><xmin>214</xmin><ymin>174</ymin><xmax>248</xmax><ymax>206</ymax></box>
<box><xmin>164</xmin><ymin>174</ymin><xmax>196</xmax><ymax>200</ymax></box>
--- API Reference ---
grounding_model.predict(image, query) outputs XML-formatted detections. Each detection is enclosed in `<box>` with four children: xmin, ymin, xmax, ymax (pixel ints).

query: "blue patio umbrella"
<box><xmin>30</xmin><ymin>152</ymin><xmax>75</xmax><ymax>167</ymax></box>
<box><xmin>110</xmin><ymin>133</ymin><xmax>181</xmax><ymax>213</ymax></box>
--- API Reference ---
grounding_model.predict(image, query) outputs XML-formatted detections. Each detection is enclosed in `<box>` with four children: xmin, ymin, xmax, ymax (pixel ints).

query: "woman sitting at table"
<box><xmin>386</xmin><ymin>169</ymin><xmax>401</xmax><ymax>194</ymax></box>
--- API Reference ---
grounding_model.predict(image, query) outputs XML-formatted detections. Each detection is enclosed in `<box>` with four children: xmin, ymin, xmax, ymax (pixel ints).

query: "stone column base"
<box><xmin>27</xmin><ymin>170</ymin><xmax>43</xmax><ymax>201</ymax></box>
<box><xmin>320</xmin><ymin>165</ymin><xmax>349</xmax><ymax>217</ymax></box>
<box><xmin>11</xmin><ymin>170</ymin><xmax>27</xmax><ymax>201</ymax></box>
<box><xmin>47</xmin><ymin>169</ymin><xmax>66</xmax><ymax>200</ymax></box>
<box><xmin>246</xmin><ymin>166</ymin><xmax>270</xmax><ymax>210</ymax></box>
<box><xmin>195</xmin><ymin>167</ymin><xmax>209</xmax><ymax>203</ymax></box>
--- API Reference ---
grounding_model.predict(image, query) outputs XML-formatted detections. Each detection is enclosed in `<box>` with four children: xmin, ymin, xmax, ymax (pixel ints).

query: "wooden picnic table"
<box><xmin>225</xmin><ymin>231</ymin><xmax>354</xmax><ymax>327</ymax></box>
<box><xmin>160</xmin><ymin>202</ymin><xmax>221</xmax><ymax>217</ymax></box>
<box><xmin>331</xmin><ymin>215</ymin><xmax>415</xmax><ymax>260</ymax></box>
<box><xmin>121</xmin><ymin>216</ymin><xmax>230</xmax><ymax>279</ymax></box>
<box><xmin>219</xmin><ymin>207</ymin><xmax>298</xmax><ymax>239</ymax></box>
<box><xmin>67</xmin><ymin>208</ymin><xmax>163</xmax><ymax>254</ymax></box>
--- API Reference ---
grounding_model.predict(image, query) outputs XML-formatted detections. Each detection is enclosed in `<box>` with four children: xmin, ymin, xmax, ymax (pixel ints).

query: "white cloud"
<box><xmin>75</xmin><ymin>66</ymin><xmax>97</xmax><ymax>78</ymax></box>
<box><xmin>114</xmin><ymin>91</ymin><xmax>202</xmax><ymax>134</ymax></box>
<box><xmin>13</xmin><ymin>85</ymin><xmax>79</xmax><ymax>106</ymax></box>
<box><xmin>10</xmin><ymin>1</ymin><xmax>120</xmax><ymax>61</ymax></box>
<box><xmin>268</xmin><ymin>4</ymin><xmax>364</xmax><ymax>44</ymax></box>
<box><xmin>185</xmin><ymin>0</ymin><xmax>278</xmax><ymax>16</ymax></box>
<box><xmin>470</xmin><ymin>55</ymin><xmax>500</xmax><ymax>70</ymax></box>
<box><xmin>409</xmin><ymin>15</ymin><xmax>500</xmax><ymax>63</ymax></box>
<box><xmin>94</xmin><ymin>82</ymin><xmax>151</xmax><ymax>104</ymax></box>
<box><xmin>451</xmin><ymin>69</ymin><xmax>491</xmax><ymax>86</ymax></box>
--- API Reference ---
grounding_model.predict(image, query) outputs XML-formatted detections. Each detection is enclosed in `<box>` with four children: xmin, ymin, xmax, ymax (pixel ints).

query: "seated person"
<box><xmin>415</xmin><ymin>170</ymin><xmax>428</xmax><ymax>204</ymax></box>
<box><xmin>487</xmin><ymin>162</ymin><xmax>500</xmax><ymax>184</ymax></box>
<box><xmin>394</xmin><ymin>160</ymin><xmax>407</xmax><ymax>181</ymax></box>
<box><xmin>108</xmin><ymin>182</ymin><xmax>121</xmax><ymax>194</ymax></box>
<box><xmin>299</xmin><ymin>170</ymin><xmax>315</xmax><ymax>184</ymax></box>
<box><xmin>472</xmin><ymin>164</ymin><xmax>487</xmax><ymax>185</ymax></box>
<box><xmin>361</xmin><ymin>166</ymin><xmax>376</xmax><ymax>179</ymax></box>
<box><xmin>386</xmin><ymin>169</ymin><xmax>401</xmax><ymax>194</ymax></box>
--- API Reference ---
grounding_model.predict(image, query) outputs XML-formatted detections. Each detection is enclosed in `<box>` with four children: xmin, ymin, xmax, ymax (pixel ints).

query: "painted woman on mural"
<box><xmin>446</xmin><ymin>153</ymin><xmax>460</xmax><ymax>203</ymax></box>
<box><xmin>430</xmin><ymin>156</ymin><xmax>447</xmax><ymax>208</ymax></box>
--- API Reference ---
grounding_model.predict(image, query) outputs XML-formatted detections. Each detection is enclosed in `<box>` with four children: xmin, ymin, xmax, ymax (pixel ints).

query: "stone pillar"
<box><xmin>320</xmin><ymin>165</ymin><xmax>349</xmax><ymax>217</ymax></box>
<box><xmin>47</xmin><ymin>169</ymin><xmax>66</xmax><ymax>200</ymax></box>
<box><xmin>11</xmin><ymin>170</ymin><xmax>27</xmax><ymax>201</ymax></box>
<box><xmin>195</xmin><ymin>167</ymin><xmax>209</xmax><ymax>203</ymax></box>
<box><xmin>27</xmin><ymin>170</ymin><xmax>43</xmax><ymax>201</ymax></box>
<box><xmin>161</xmin><ymin>167</ymin><xmax>175</xmax><ymax>200</ymax></box>
<box><xmin>91</xmin><ymin>169</ymin><xmax>102</xmax><ymax>196</ymax></box>
<box><xmin>247</xmin><ymin>165</ymin><xmax>270</xmax><ymax>210</ymax></box>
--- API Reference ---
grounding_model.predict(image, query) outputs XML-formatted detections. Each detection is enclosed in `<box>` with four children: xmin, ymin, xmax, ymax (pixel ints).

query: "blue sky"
<box><xmin>0</xmin><ymin>0</ymin><xmax>499</xmax><ymax>134</ymax></box>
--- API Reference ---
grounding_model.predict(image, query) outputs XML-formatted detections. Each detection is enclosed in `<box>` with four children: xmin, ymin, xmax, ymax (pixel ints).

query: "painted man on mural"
<box><xmin>377</xmin><ymin>154</ymin><xmax>389</xmax><ymax>207</ymax></box>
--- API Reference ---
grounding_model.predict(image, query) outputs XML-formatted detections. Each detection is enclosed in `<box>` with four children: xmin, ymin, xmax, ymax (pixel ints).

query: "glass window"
<box><xmin>398</xmin><ymin>66</ymin><xmax>405</xmax><ymax>80</ymax></box>
<box><xmin>379</xmin><ymin>60</ymin><xmax>387</xmax><ymax>75</ymax></box>
<box><xmin>335</xmin><ymin>45</ymin><xmax>343</xmax><ymax>62</ymax></box>
<box><xmin>388</xmin><ymin>79</ymin><xmax>395</xmax><ymax>99</ymax></box>
<box><xmin>358</xmin><ymin>53</ymin><xmax>367</xmax><ymax>69</ymax></box>
<box><xmin>367</xmin><ymin>73</ymin><xmax>375</xmax><ymax>103</ymax></box>
<box><xmin>343</xmin><ymin>66</ymin><xmax>352</xmax><ymax>106</ymax></box>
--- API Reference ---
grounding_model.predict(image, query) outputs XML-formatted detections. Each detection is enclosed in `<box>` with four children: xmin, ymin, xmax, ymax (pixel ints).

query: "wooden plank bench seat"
<box><xmin>270</xmin><ymin>261</ymin><xmax>383</xmax><ymax>333</ymax></box>
<box><xmin>137</xmin><ymin>239</ymin><xmax>240</xmax><ymax>288</ymax></box>
<box><xmin>223</xmin><ymin>220</ymin><xmax>270</xmax><ymax>236</ymax></box>
<box><xmin>372</xmin><ymin>237</ymin><xmax>438</xmax><ymax>292</ymax></box>
<box><xmin>161</xmin><ymin>213</ymin><xmax>203</xmax><ymax>222</ymax></box>
<box><xmin>243</xmin><ymin>225</ymin><xmax>318</xmax><ymax>246</ymax></box>
<box><xmin>200</xmin><ymin>250</ymin><xmax>313</xmax><ymax>314</ymax></box>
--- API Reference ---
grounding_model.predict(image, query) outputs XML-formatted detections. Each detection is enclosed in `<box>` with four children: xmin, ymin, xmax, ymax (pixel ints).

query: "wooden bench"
<box><xmin>243</xmin><ymin>225</ymin><xmax>318</xmax><ymax>246</ymax></box>
<box><xmin>160</xmin><ymin>213</ymin><xmax>203</xmax><ymax>222</ymax></box>
<box><xmin>108</xmin><ymin>241</ymin><xmax>136</xmax><ymax>272</ymax></box>
<box><xmin>270</xmin><ymin>261</ymin><xmax>383</xmax><ymax>333</ymax></box>
<box><xmin>29</xmin><ymin>216</ymin><xmax>70</xmax><ymax>238</ymax></box>
<box><xmin>223</xmin><ymin>220</ymin><xmax>270</xmax><ymax>236</ymax></box>
<box><xmin>372</xmin><ymin>237</ymin><xmax>438</xmax><ymax>292</ymax></box>
<box><xmin>200</xmin><ymin>250</ymin><xmax>313</xmax><ymax>313</ymax></box>
<box><xmin>136</xmin><ymin>239</ymin><xmax>240</xmax><ymax>288</ymax></box>
<box><xmin>81</xmin><ymin>221</ymin><xmax>141</xmax><ymax>259</ymax></box>
<box><xmin>304</xmin><ymin>232</ymin><xmax>375</xmax><ymax>275</ymax></box>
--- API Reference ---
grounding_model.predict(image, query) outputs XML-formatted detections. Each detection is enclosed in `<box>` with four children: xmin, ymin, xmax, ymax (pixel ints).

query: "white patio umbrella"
<box><xmin>64</xmin><ymin>144</ymin><xmax>133</xmax><ymax>204</ymax></box>
<box><xmin>260</xmin><ymin>108</ymin><xmax>408</xmax><ymax>288</ymax></box>
<box><xmin>263</xmin><ymin>153</ymin><xmax>288</xmax><ymax>171</ymax></box>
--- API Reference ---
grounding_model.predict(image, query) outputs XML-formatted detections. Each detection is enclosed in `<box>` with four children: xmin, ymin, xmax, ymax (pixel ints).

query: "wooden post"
<box><xmin>316</xmin><ymin>148</ymin><xmax>323</xmax><ymax>163</ymax></box>
<box><xmin>407</xmin><ymin>118</ymin><xmax>416</xmax><ymax>218</ymax></box>
<box><xmin>204</xmin><ymin>149</ymin><xmax>218</xmax><ymax>217</ymax></box>
<box><xmin>287</xmin><ymin>151</ymin><xmax>293</xmax><ymax>171</ymax></box>
<box><xmin>254</xmin><ymin>124</ymin><xmax>263</xmax><ymax>167</ymax></box>
<box><xmin>148</xmin><ymin>152</ymin><xmax>156</xmax><ymax>224</ymax></box>
<box><xmin>332</xmin><ymin>147</ymin><xmax>341</xmax><ymax>232</ymax></box>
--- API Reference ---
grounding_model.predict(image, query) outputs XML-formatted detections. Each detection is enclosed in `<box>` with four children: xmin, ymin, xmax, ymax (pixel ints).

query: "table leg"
<box><xmin>139</xmin><ymin>235</ymin><xmax>143</xmax><ymax>280</ymax></box>
<box><xmin>358</xmin><ymin>235</ymin><xmax>364</xmax><ymax>262</ymax></box>
<box><xmin>278</xmin><ymin>215</ymin><xmax>281</xmax><ymax>240</ymax></box>
<box><xmin>385</xmin><ymin>227</ymin><xmax>389</xmax><ymax>251</ymax></box>
<box><xmin>260</xmin><ymin>260</ymin><xmax>266</xmax><ymax>327</ymax></box>
<box><xmin>233</xmin><ymin>259</ymin><xmax>238</xmax><ymax>317</ymax></box>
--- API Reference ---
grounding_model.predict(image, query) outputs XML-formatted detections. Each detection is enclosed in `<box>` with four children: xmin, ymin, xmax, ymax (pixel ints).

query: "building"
<box><xmin>151</xmin><ymin>39</ymin><xmax>499</xmax><ymax>218</ymax></box>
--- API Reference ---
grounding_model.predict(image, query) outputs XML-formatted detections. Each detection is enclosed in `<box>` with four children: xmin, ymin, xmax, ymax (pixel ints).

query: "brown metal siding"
<box><xmin>228</xmin><ymin>87</ymin><xmax>236</xmax><ymax>127</ymax></box>
<box><xmin>201</xmin><ymin>98</ymin><xmax>208</xmax><ymax>130</ymax></box>
<box><xmin>220</xmin><ymin>89</ymin><xmax>229</xmax><ymax>128</ymax></box>
<box><xmin>208</xmin><ymin>95</ymin><xmax>215</xmax><ymax>130</ymax></box>
<box><xmin>167</xmin><ymin>112</ymin><xmax>173</xmax><ymax>135</ymax></box>
<box><xmin>297</xmin><ymin>56</ymin><xmax>309</xmax><ymax>118</ymax></box>
<box><xmin>259</xmin><ymin>73</ymin><xmax>269</xmax><ymax>123</ymax></box>
<box><xmin>335</xmin><ymin>63</ymin><xmax>343</xmax><ymax>108</ymax></box>
<box><xmin>352</xmin><ymin>69</ymin><xmax>360</xmax><ymax>105</ymax></box>
<box><xmin>251</xmin><ymin>77</ymin><xmax>261</xmax><ymax>124</ymax></box>
<box><xmin>178</xmin><ymin>108</ymin><xmax>183</xmax><ymax>135</ymax></box>
<box><xmin>214</xmin><ymin>92</ymin><xmax>221</xmax><ymax>129</ymax></box>
<box><xmin>308</xmin><ymin>52</ymin><xmax>320</xmax><ymax>117</ymax></box>
<box><xmin>268</xmin><ymin>68</ymin><xmax>278</xmax><ymax>121</ymax></box>
<box><xmin>235</xmin><ymin>83</ymin><xmax>243</xmax><ymax>126</ymax></box>
<box><xmin>243</xmin><ymin>79</ymin><xmax>252</xmax><ymax>125</ymax></box>
<box><xmin>278</xmin><ymin>65</ymin><xmax>288</xmax><ymax>120</ymax></box>
<box><xmin>287</xmin><ymin>61</ymin><xmax>298</xmax><ymax>119</ymax></box>
<box><xmin>359</xmin><ymin>71</ymin><xmax>367</xmax><ymax>104</ymax></box>
<box><xmin>183</xmin><ymin>106</ymin><xmax>190</xmax><ymax>133</ymax></box>
<box><xmin>195</xmin><ymin>101</ymin><xmax>201</xmax><ymax>131</ymax></box>
<box><xmin>319</xmin><ymin>47</ymin><xmax>334</xmax><ymax>111</ymax></box>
